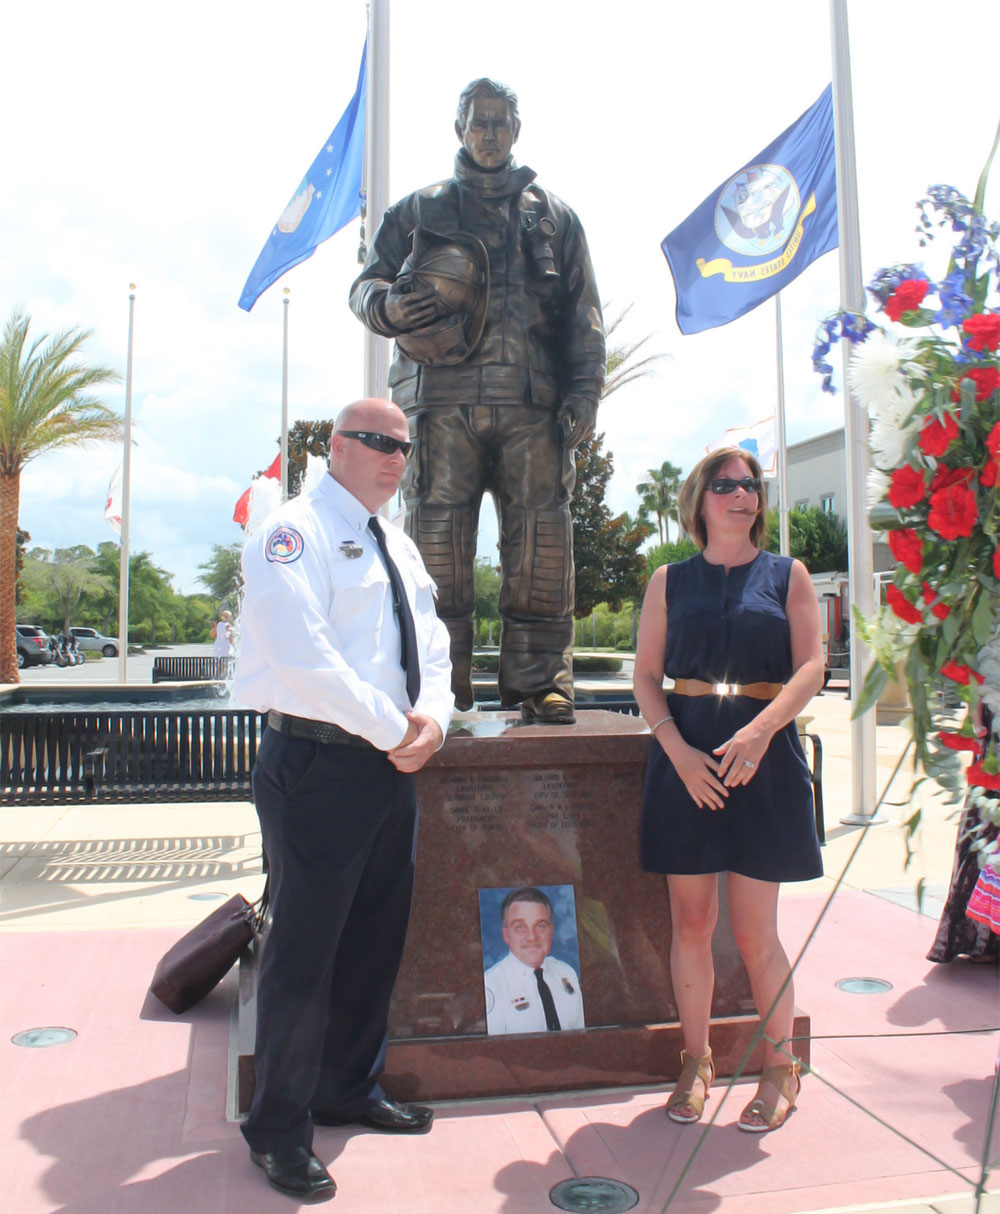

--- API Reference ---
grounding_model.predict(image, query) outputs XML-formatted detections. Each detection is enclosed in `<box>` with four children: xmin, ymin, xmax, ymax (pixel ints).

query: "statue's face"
<box><xmin>458</xmin><ymin>97</ymin><xmax>516</xmax><ymax>169</ymax></box>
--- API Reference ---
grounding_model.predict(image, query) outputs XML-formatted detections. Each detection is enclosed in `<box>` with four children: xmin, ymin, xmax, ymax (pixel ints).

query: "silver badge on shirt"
<box><xmin>338</xmin><ymin>541</ymin><xmax>364</xmax><ymax>559</ymax></box>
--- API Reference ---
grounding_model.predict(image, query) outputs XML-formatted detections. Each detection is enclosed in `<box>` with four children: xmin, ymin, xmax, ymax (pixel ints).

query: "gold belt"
<box><xmin>671</xmin><ymin>678</ymin><xmax>783</xmax><ymax>701</ymax></box>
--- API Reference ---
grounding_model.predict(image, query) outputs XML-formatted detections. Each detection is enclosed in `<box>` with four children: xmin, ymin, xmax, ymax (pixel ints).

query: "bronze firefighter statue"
<box><xmin>350</xmin><ymin>78</ymin><xmax>605</xmax><ymax>724</ymax></box>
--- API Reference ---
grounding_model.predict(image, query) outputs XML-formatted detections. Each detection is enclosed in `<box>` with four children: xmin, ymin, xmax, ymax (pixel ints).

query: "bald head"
<box><xmin>328</xmin><ymin>398</ymin><xmax>410</xmax><ymax>513</ymax></box>
<box><xmin>332</xmin><ymin>397</ymin><xmax>407</xmax><ymax>440</ymax></box>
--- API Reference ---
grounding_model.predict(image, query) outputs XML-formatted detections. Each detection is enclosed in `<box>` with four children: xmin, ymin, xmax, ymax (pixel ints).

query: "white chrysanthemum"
<box><xmin>866</xmin><ymin>467</ymin><xmax>891</xmax><ymax>507</ymax></box>
<box><xmin>869</xmin><ymin>416</ymin><xmax>919</xmax><ymax>470</ymax></box>
<box><xmin>849</xmin><ymin>331</ymin><xmax>922</xmax><ymax>425</ymax></box>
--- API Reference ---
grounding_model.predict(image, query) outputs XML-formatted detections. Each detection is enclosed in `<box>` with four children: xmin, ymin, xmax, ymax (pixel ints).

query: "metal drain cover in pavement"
<box><xmin>835</xmin><ymin>977</ymin><xmax>893</xmax><ymax>995</ymax></box>
<box><xmin>549</xmin><ymin>1177</ymin><xmax>639</xmax><ymax>1212</ymax></box>
<box><xmin>12</xmin><ymin>1027</ymin><xmax>78</xmax><ymax>1048</ymax></box>
<box><xmin>188</xmin><ymin>892</ymin><xmax>228</xmax><ymax>902</ymax></box>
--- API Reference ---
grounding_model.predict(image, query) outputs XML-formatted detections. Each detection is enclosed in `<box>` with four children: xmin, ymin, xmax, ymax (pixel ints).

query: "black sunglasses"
<box><xmin>338</xmin><ymin>430</ymin><xmax>413</xmax><ymax>457</ymax></box>
<box><xmin>709</xmin><ymin>476</ymin><xmax>762</xmax><ymax>495</ymax></box>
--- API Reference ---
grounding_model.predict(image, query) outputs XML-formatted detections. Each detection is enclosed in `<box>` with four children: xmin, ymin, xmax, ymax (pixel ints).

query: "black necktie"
<box><xmin>368</xmin><ymin>516</ymin><xmax>421</xmax><ymax>705</ymax></box>
<box><xmin>533</xmin><ymin>967</ymin><xmax>561</xmax><ymax>1031</ymax></box>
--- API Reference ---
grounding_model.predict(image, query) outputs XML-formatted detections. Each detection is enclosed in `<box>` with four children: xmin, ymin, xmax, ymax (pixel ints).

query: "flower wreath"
<box><xmin>813</xmin><ymin>184</ymin><xmax>1000</xmax><ymax>872</ymax></box>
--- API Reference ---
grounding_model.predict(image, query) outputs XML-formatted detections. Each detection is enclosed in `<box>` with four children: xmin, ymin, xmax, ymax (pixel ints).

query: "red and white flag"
<box><xmin>105</xmin><ymin>465</ymin><xmax>122</xmax><ymax>535</ymax></box>
<box><xmin>233</xmin><ymin>454</ymin><xmax>281</xmax><ymax>526</ymax></box>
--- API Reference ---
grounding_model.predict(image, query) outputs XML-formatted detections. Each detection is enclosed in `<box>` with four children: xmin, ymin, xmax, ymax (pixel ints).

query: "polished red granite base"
<box><xmin>238</xmin><ymin>713</ymin><xmax>808</xmax><ymax>1110</ymax></box>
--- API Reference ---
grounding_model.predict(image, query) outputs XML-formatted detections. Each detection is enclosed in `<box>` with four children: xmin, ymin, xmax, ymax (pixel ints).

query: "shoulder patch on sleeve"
<box><xmin>265</xmin><ymin>526</ymin><xmax>305</xmax><ymax>564</ymax></box>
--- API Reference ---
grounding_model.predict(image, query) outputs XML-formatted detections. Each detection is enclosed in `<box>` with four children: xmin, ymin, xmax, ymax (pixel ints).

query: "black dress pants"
<box><xmin>241</xmin><ymin>726</ymin><xmax>418</xmax><ymax>1153</ymax></box>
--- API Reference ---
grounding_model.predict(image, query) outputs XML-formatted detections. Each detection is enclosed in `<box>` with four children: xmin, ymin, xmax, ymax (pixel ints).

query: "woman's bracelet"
<box><xmin>649</xmin><ymin>715</ymin><xmax>674</xmax><ymax>733</ymax></box>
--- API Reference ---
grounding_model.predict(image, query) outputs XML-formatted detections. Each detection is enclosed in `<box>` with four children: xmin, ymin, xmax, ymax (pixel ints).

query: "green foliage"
<box><xmin>572</xmin><ymin>434</ymin><xmax>653</xmax><ymax>616</ymax></box>
<box><xmin>764</xmin><ymin>506</ymin><xmax>848</xmax><ymax>573</ymax></box>
<box><xmin>473</xmin><ymin>557</ymin><xmax>500</xmax><ymax>622</ymax></box>
<box><xmin>261</xmin><ymin>418</ymin><xmax>334</xmax><ymax>497</ymax></box>
<box><xmin>645</xmin><ymin>537</ymin><xmax>699</xmax><ymax>576</ymax></box>
<box><xmin>19</xmin><ymin>545</ymin><xmax>112</xmax><ymax>634</ymax></box>
<box><xmin>197</xmin><ymin>543</ymin><xmax>243</xmax><ymax>612</ymax></box>
<box><xmin>574</xmin><ymin>601</ymin><xmax>638</xmax><ymax>651</ymax></box>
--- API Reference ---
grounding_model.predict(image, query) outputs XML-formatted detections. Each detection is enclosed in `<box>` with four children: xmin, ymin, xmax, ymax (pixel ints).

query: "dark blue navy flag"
<box><xmin>662</xmin><ymin>84</ymin><xmax>837</xmax><ymax>335</ymax></box>
<box><xmin>239</xmin><ymin>44</ymin><xmax>366</xmax><ymax>311</ymax></box>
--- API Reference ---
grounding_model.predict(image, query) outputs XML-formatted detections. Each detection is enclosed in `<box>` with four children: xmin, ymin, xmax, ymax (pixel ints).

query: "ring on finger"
<box><xmin>742</xmin><ymin>759</ymin><xmax>755</xmax><ymax>769</ymax></box>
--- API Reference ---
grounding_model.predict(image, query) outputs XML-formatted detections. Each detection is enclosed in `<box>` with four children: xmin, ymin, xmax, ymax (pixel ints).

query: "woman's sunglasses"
<box><xmin>709</xmin><ymin>476</ymin><xmax>762</xmax><ymax>495</ymax></box>
<box><xmin>338</xmin><ymin>430</ymin><xmax>413</xmax><ymax>457</ymax></box>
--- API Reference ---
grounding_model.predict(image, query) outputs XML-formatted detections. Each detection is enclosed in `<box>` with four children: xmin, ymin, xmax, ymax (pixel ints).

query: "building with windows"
<box><xmin>784</xmin><ymin>427</ymin><xmax>892</xmax><ymax>573</ymax></box>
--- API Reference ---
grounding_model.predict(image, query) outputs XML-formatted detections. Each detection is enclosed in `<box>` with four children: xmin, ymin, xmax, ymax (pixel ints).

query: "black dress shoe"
<box><xmin>313</xmin><ymin>1097</ymin><xmax>434</xmax><ymax>1133</ymax></box>
<box><xmin>250</xmin><ymin>1146</ymin><xmax>336</xmax><ymax>1202</ymax></box>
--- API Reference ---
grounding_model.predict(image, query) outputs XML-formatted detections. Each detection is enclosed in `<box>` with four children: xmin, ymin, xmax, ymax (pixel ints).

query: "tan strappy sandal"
<box><xmin>737</xmin><ymin>1059</ymin><xmax>801</xmax><ymax>1132</ymax></box>
<box><xmin>666</xmin><ymin>1049</ymin><xmax>714</xmax><ymax>1124</ymax></box>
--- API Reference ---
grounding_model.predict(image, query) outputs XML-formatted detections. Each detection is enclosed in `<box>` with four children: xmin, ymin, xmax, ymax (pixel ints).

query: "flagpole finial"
<box><xmin>283</xmin><ymin>287</ymin><xmax>290</xmax><ymax>296</ymax></box>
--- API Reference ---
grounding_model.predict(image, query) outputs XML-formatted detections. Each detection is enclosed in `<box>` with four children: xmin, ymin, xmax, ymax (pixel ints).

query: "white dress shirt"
<box><xmin>234</xmin><ymin>473</ymin><xmax>454</xmax><ymax>751</ymax></box>
<box><xmin>484</xmin><ymin>950</ymin><xmax>585</xmax><ymax>1035</ymax></box>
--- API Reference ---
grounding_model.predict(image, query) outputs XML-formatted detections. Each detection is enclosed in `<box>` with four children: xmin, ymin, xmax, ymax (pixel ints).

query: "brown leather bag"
<box><xmin>149</xmin><ymin>888</ymin><xmax>267</xmax><ymax>1013</ymax></box>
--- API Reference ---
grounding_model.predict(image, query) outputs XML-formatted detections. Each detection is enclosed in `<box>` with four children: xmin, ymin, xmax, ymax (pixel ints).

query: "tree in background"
<box><xmin>473</xmin><ymin>557</ymin><xmax>501</xmax><ymax>644</ymax></box>
<box><xmin>197</xmin><ymin>542</ymin><xmax>243</xmax><ymax>612</ymax></box>
<box><xmin>644</xmin><ymin>536</ymin><xmax>699</xmax><ymax>577</ymax></box>
<box><xmin>0</xmin><ymin>309</ymin><xmax>120</xmax><ymax>681</ymax></box>
<box><xmin>765</xmin><ymin>506</ymin><xmax>848</xmax><ymax>573</ymax></box>
<box><xmin>19</xmin><ymin>546</ymin><xmax>111</xmax><ymax>634</ymax></box>
<box><xmin>573</xmin><ymin>433</ymin><xmax>653</xmax><ymax>616</ymax></box>
<box><xmin>14</xmin><ymin>527</ymin><xmax>29</xmax><ymax>607</ymax></box>
<box><xmin>636</xmin><ymin>460</ymin><xmax>683</xmax><ymax>545</ymax></box>
<box><xmin>258</xmin><ymin>419</ymin><xmax>334</xmax><ymax>498</ymax></box>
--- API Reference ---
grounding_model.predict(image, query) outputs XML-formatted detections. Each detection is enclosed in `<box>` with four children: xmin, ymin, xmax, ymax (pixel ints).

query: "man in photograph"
<box><xmin>483</xmin><ymin>886</ymin><xmax>584</xmax><ymax>1035</ymax></box>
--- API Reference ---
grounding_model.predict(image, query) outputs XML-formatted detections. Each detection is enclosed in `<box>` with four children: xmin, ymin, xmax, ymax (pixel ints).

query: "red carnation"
<box><xmin>951</xmin><ymin>365</ymin><xmax>1000</xmax><ymax>403</ymax></box>
<box><xmin>885</xmin><ymin>279</ymin><xmax>929</xmax><ymax>322</ymax></box>
<box><xmin>928</xmin><ymin>482</ymin><xmax>978</xmax><ymax>539</ymax></box>
<box><xmin>918</xmin><ymin>411</ymin><xmax>959</xmax><ymax>457</ymax></box>
<box><xmin>887</xmin><ymin>584</ymin><xmax>922</xmax><ymax>624</ymax></box>
<box><xmin>940</xmin><ymin>660</ymin><xmax>984</xmax><ymax>685</ymax></box>
<box><xmin>930</xmin><ymin>465</ymin><xmax>974</xmax><ymax>493</ymax></box>
<box><xmin>967</xmin><ymin>760</ymin><xmax>1000</xmax><ymax>791</ymax></box>
<box><xmin>963</xmin><ymin>311</ymin><xmax>1000</xmax><ymax>352</ymax></box>
<box><xmin>938</xmin><ymin>730</ymin><xmax>982</xmax><ymax>753</ymax></box>
<box><xmin>982</xmin><ymin>422</ymin><xmax>1000</xmax><ymax>487</ymax></box>
<box><xmin>888</xmin><ymin>464</ymin><xmax>927</xmax><ymax>509</ymax></box>
<box><xmin>888</xmin><ymin>528</ymin><xmax>923</xmax><ymax>574</ymax></box>
<box><xmin>921</xmin><ymin>582</ymin><xmax>949</xmax><ymax>620</ymax></box>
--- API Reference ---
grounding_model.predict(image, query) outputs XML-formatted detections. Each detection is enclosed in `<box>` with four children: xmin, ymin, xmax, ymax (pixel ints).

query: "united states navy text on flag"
<box><xmin>238</xmin><ymin>44</ymin><xmax>366</xmax><ymax>311</ymax></box>
<box><xmin>661</xmin><ymin>85</ymin><xmax>836</xmax><ymax>335</ymax></box>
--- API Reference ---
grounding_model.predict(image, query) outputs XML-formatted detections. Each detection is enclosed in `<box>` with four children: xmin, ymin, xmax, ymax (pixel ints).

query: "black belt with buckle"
<box><xmin>266</xmin><ymin>710</ymin><xmax>376</xmax><ymax>751</ymax></box>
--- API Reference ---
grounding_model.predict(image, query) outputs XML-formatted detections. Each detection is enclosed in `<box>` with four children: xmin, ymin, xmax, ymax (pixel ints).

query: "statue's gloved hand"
<box><xmin>382</xmin><ymin>281</ymin><xmax>442</xmax><ymax>331</ymax></box>
<box><xmin>557</xmin><ymin>395</ymin><xmax>597</xmax><ymax>449</ymax></box>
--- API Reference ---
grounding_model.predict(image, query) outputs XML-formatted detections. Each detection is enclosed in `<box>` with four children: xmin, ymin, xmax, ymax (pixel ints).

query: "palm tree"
<box><xmin>0</xmin><ymin>309</ymin><xmax>121</xmax><ymax>682</ymax></box>
<box><xmin>636</xmin><ymin>460</ymin><xmax>683</xmax><ymax>545</ymax></box>
<box><xmin>602</xmin><ymin>303</ymin><xmax>666</xmax><ymax>401</ymax></box>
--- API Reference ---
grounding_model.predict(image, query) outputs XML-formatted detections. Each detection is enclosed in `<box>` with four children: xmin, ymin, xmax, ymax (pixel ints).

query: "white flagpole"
<box><xmin>774</xmin><ymin>294</ymin><xmax>790</xmax><ymax>556</ymax></box>
<box><xmin>117</xmin><ymin>285</ymin><xmax>136</xmax><ymax>684</ymax></box>
<box><xmin>363</xmin><ymin>0</ymin><xmax>391</xmax><ymax>400</ymax></box>
<box><xmin>830</xmin><ymin>0</ymin><xmax>880</xmax><ymax>823</ymax></box>
<box><xmin>281</xmin><ymin>287</ymin><xmax>290</xmax><ymax>500</ymax></box>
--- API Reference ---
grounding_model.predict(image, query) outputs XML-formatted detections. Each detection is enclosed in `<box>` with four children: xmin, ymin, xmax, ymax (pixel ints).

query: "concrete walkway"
<box><xmin>1</xmin><ymin>686</ymin><xmax>997</xmax><ymax>1212</ymax></box>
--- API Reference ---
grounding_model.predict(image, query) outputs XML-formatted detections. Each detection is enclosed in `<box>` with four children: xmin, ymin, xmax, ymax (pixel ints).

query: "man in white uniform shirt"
<box><xmin>234</xmin><ymin>398</ymin><xmax>454</xmax><ymax>1203</ymax></box>
<box><xmin>484</xmin><ymin>887</ymin><xmax>585</xmax><ymax>1035</ymax></box>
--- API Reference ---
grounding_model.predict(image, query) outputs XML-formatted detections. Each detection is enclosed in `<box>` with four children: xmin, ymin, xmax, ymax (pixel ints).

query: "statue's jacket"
<box><xmin>349</xmin><ymin>151</ymin><xmax>605</xmax><ymax>411</ymax></box>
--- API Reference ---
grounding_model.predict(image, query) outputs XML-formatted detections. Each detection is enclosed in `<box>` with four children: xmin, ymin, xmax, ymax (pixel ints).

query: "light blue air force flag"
<box><xmin>238</xmin><ymin>45</ymin><xmax>366</xmax><ymax>311</ymax></box>
<box><xmin>661</xmin><ymin>84</ymin><xmax>837</xmax><ymax>335</ymax></box>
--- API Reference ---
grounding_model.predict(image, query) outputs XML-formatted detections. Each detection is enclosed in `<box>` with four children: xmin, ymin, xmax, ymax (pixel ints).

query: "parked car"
<box><xmin>15</xmin><ymin>624</ymin><xmax>54</xmax><ymax>668</ymax></box>
<box><xmin>68</xmin><ymin>626</ymin><xmax>120</xmax><ymax>657</ymax></box>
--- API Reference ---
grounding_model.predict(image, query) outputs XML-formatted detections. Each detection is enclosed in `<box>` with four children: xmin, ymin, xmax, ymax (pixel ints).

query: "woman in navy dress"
<box><xmin>633</xmin><ymin>447</ymin><xmax>824</xmax><ymax>1133</ymax></box>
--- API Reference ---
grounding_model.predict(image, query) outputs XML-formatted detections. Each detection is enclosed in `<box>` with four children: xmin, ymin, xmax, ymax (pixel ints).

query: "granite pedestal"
<box><xmin>237</xmin><ymin>711</ymin><xmax>809</xmax><ymax>1110</ymax></box>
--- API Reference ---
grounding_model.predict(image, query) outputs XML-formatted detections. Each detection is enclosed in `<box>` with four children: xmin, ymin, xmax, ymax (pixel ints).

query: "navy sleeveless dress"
<box><xmin>641</xmin><ymin>550</ymin><xmax>823</xmax><ymax>882</ymax></box>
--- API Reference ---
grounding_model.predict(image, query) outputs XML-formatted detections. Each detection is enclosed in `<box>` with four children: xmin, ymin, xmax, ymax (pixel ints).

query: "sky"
<box><xmin>4</xmin><ymin>1</ymin><xmax>999</xmax><ymax>595</ymax></box>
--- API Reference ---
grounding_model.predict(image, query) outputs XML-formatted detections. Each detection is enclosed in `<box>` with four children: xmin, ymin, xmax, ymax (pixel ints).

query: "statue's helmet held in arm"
<box><xmin>395</xmin><ymin>228</ymin><xmax>490</xmax><ymax>366</ymax></box>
